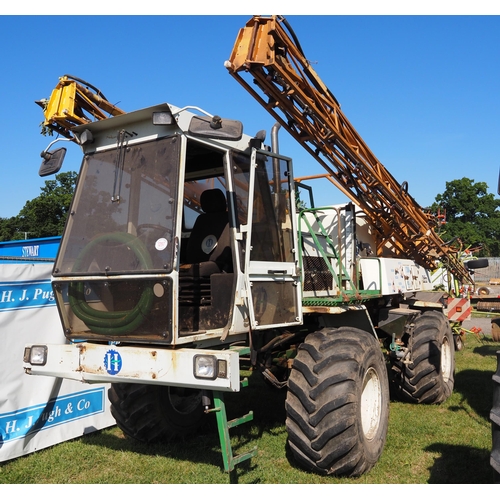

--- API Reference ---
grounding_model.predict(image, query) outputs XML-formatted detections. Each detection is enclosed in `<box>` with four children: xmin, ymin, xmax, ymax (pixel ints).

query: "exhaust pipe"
<box><xmin>271</xmin><ymin>122</ymin><xmax>281</xmax><ymax>154</ymax></box>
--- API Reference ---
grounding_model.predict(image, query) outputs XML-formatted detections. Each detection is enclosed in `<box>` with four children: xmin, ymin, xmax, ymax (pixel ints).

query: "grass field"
<box><xmin>1</xmin><ymin>330</ymin><xmax>499</xmax><ymax>484</ymax></box>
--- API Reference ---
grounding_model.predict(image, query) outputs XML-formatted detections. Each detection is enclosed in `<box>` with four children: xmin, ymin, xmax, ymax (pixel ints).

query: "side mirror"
<box><xmin>39</xmin><ymin>147</ymin><xmax>67</xmax><ymax>177</ymax></box>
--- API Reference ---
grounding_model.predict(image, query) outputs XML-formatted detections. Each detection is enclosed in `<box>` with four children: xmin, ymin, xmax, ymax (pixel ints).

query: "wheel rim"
<box><xmin>361</xmin><ymin>367</ymin><xmax>382</xmax><ymax>440</ymax></box>
<box><xmin>441</xmin><ymin>337</ymin><xmax>452</xmax><ymax>383</ymax></box>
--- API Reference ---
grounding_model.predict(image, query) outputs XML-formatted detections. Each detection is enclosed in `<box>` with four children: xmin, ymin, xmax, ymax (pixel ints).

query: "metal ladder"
<box><xmin>208</xmin><ymin>346</ymin><xmax>257</xmax><ymax>473</ymax></box>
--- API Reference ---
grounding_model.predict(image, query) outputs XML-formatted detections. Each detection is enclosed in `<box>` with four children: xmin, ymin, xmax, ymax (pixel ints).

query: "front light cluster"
<box><xmin>24</xmin><ymin>345</ymin><xmax>48</xmax><ymax>366</ymax></box>
<box><xmin>193</xmin><ymin>355</ymin><xmax>227</xmax><ymax>380</ymax></box>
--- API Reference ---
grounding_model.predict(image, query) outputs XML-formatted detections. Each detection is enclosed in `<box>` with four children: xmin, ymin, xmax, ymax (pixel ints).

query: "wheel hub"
<box><xmin>441</xmin><ymin>337</ymin><xmax>452</xmax><ymax>383</ymax></box>
<box><xmin>361</xmin><ymin>367</ymin><xmax>382</xmax><ymax>440</ymax></box>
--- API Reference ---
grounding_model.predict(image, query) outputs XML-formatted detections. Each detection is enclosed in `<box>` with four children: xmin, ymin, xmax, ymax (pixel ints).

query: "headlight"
<box><xmin>28</xmin><ymin>345</ymin><xmax>48</xmax><ymax>366</ymax></box>
<box><xmin>193</xmin><ymin>355</ymin><xmax>217</xmax><ymax>380</ymax></box>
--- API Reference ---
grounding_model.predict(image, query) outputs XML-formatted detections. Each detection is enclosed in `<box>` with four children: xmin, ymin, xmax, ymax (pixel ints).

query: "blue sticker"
<box><xmin>103</xmin><ymin>349</ymin><xmax>122</xmax><ymax>375</ymax></box>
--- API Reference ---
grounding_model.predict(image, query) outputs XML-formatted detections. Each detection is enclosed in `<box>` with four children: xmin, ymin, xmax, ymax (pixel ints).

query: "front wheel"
<box><xmin>285</xmin><ymin>327</ymin><xmax>390</xmax><ymax>477</ymax></box>
<box><xmin>390</xmin><ymin>310</ymin><xmax>455</xmax><ymax>404</ymax></box>
<box><xmin>108</xmin><ymin>383</ymin><xmax>204</xmax><ymax>443</ymax></box>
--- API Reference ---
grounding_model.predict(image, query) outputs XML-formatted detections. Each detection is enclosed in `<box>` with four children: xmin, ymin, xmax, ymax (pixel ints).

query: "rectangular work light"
<box><xmin>25</xmin><ymin>345</ymin><xmax>48</xmax><ymax>366</ymax></box>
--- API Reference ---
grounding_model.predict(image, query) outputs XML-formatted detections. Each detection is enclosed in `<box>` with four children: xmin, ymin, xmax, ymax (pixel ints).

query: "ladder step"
<box><xmin>227</xmin><ymin>410</ymin><xmax>253</xmax><ymax>429</ymax></box>
<box><xmin>231</xmin><ymin>447</ymin><xmax>258</xmax><ymax>469</ymax></box>
<box><xmin>230</xmin><ymin>345</ymin><xmax>251</xmax><ymax>356</ymax></box>
<box><xmin>210</xmin><ymin>347</ymin><xmax>258</xmax><ymax>474</ymax></box>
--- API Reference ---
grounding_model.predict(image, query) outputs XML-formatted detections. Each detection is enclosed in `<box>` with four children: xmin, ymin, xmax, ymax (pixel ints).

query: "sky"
<box><xmin>1</xmin><ymin>5</ymin><xmax>499</xmax><ymax>221</ymax></box>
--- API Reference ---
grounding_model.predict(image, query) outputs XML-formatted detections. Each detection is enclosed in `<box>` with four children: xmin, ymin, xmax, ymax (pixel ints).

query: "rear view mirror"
<box><xmin>188</xmin><ymin>115</ymin><xmax>243</xmax><ymax>141</ymax></box>
<box><xmin>39</xmin><ymin>147</ymin><xmax>67</xmax><ymax>177</ymax></box>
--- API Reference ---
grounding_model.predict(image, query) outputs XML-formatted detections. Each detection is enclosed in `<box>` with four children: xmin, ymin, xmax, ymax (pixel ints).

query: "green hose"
<box><xmin>68</xmin><ymin>232</ymin><xmax>154</xmax><ymax>335</ymax></box>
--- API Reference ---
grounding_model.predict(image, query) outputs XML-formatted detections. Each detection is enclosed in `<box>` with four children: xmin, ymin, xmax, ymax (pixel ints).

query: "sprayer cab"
<box><xmin>49</xmin><ymin>102</ymin><xmax>302</xmax><ymax>347</ymax></box>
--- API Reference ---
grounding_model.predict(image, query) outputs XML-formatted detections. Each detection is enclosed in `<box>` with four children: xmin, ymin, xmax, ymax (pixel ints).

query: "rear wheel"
<box><xmin>285</xmin><ymin>327</ymin><xmax>390</xmax><ymax>476</ymax></box>
<box><xmin>390</xmin><ymin>310</ymin><xmax>455</xmax><ymax>404</ymax></box>
<box><xmin>109</xmin><ymin>383</ymin><xmax>204</xmax><ymax>442</ymax></box>
<box><xmin>454</xmin><ymin>333</ymin><xmax>464</xmax><ymax>351</ymax></box>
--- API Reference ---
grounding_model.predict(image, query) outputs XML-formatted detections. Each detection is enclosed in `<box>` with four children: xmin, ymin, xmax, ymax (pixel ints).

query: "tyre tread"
<box><xmin>285</xmin><ymin>327</ymin><xmax>390</xmax><ymax>476</ymax></box>
<box><xmin>390</xmin><ymin>310</ymin><xmax>455</xmax><ymax>404</ymax></box>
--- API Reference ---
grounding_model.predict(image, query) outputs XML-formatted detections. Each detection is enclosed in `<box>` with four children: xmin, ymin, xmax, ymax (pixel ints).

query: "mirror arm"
<box><xmin>40</xmin><ymin>137</ymin><xmax>72</xmax><ymax>160</ymax></box>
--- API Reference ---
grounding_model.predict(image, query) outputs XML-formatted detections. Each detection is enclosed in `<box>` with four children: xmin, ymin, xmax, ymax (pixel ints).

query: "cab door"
<box><xmin>244</xmin><ymin>149</ymin><xmax>302</xmax><ymax>329</ymax></box>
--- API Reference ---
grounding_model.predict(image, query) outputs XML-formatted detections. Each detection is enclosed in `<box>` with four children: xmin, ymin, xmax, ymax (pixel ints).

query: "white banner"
<box><xmin>0</xmin><ymin>264</ymin><xmax>115</xmax><ymax>462</ymax></box>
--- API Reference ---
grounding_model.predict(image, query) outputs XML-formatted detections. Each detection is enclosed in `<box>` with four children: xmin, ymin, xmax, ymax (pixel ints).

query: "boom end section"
<box><xmin>225</xmin><ymin>16</ymin><xmax>278</xmax><ymax>73</ymax></box>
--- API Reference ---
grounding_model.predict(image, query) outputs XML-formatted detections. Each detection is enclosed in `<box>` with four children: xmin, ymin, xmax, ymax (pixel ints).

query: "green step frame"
<box><xmin>209</xmin><ymin>346</ymin><xmax>257</xmax><ymax>473</ymax></box>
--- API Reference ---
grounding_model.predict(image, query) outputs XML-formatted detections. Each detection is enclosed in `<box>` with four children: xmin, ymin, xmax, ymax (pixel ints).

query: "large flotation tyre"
<box><xmin>390</xmin><ymin>310</ymin><xmax>455</xmax><ymax>404</ymax></box>
<box><xmin>285</xmin><ymin>327</ymin><xmax>390</xmax><ymax>476</ymax></box>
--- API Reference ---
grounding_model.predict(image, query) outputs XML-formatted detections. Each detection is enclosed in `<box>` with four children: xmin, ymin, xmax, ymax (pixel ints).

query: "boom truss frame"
<box><xmin>37</xmin><ymin>75</ymin><xmax>125</xmax><ymax>139</ymax></box>
<box><xmin>226</xmin><ymin>15</ymin><xmax>471</xmax><ymax>284</ymax></box>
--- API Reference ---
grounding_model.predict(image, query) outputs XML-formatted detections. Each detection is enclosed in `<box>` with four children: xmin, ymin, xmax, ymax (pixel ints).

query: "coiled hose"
<box><xmin>68</xmin><ymin>232</ymin><xmax>154</xmax><ymax>335</ymax></box>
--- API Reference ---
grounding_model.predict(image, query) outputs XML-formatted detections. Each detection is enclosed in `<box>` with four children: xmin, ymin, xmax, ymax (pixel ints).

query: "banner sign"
<box><xmin>1</xmin><ymin>388</ymin><xmax>106</xmax><ymax>443</ymax></box>
<box><xmin>0</xmin><ymin>278</ymin><xmax>54</xmax><ymax>312</ymax></box>
<box><xmin>0</xmin><ymin>264</ymin><xmax>115</xmax><ymax>462</ymax></box>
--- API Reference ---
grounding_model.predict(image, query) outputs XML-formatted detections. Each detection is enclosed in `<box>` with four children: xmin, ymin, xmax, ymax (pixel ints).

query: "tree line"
<box><xmin>429</xmin><ymin>178</ymin><xmax>500</xmax><ymax>257</ymax></box>
<box><xmin>0</xmin><ymin>173</ymin><xmax>498</xmax><ymax>257</ymax></box>
<box><xmin>0</xmin><ymin>171</ymin><xmax>77</xmax><ymax>241</ymax></box>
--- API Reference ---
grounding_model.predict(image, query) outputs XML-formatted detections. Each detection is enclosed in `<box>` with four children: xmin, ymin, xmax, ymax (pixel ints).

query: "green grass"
<box><xmin>1</xmin><ymin>333</ymin><xmax>499</xmax><ymax>484</ymax></box>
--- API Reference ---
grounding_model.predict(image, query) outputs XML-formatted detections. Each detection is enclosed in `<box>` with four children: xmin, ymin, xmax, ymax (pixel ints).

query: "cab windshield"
<box><xmin>54</xmin><ymin>135</ymin><xmax>180</xmax><ymax>276</ymax></box>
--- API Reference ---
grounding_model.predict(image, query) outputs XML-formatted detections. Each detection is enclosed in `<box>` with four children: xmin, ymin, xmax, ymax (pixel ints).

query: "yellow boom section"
<box><xmin>38</xmin><ymin>75</ymin><xmax>125</xmax><ymax>139</ymax></box>
<box><xmin>226</xmin><ymin>15</ymin><xmax>471</xmax><ymax>285</ymax></box>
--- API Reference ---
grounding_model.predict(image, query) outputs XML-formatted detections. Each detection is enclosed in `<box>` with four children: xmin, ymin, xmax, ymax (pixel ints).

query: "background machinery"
<box><xmin>23</xmin><ymin>17</ymin><xmax>480</xmax><ymax>477</ymax></box>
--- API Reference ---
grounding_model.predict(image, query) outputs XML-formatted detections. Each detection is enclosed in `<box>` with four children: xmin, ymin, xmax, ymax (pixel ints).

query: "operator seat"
<box><xmin>182</xmin><ymin>188</ymin><xmax>232</xmax><ymax>276</ymax></box>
